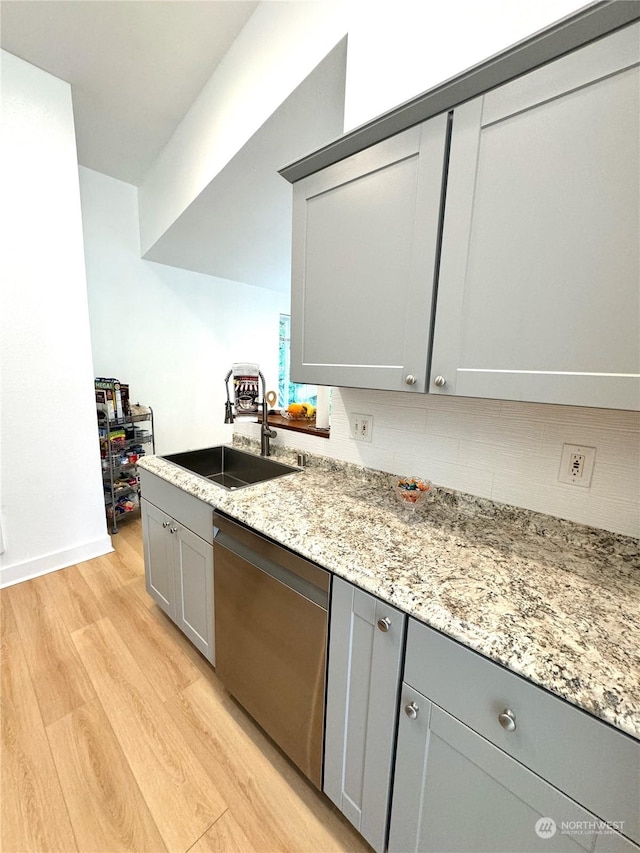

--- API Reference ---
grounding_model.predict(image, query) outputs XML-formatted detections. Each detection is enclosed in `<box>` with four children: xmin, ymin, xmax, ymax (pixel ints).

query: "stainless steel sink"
<box><xmin>162</xmin><ymin>445</ymin><xmax>300</xmax><ymax>490</ymax></box>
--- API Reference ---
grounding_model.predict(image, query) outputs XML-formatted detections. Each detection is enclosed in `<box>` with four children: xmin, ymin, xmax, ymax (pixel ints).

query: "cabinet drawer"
<box><xmin>405</xmin><ymin>619</ymin><xmax>640</xmax><ymax>845</ymax></box>
<box><xmin>139</xmin><ymin>469</ymin><xmax>214</xmax><ymax>543</ymax></box>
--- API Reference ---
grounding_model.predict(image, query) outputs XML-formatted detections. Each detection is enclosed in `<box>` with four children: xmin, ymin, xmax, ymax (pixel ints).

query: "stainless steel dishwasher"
<box><xmin>213</xmin><ymin>511</ymin><xmax>330</xmax><ymax>788</ymax></box>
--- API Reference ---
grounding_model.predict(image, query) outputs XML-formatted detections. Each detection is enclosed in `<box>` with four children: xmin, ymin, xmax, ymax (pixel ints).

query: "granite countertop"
<box><xmin>138</xmin><ymin>440</ymin><xmax>640</xmax><ymax>740</ymax></box>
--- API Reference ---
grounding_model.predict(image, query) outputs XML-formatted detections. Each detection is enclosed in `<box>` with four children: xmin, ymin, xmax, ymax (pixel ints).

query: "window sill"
<box><xmin>258</xmin><ymin>413</ymin><xmax>330</xmax><ymax>439</ymax></box>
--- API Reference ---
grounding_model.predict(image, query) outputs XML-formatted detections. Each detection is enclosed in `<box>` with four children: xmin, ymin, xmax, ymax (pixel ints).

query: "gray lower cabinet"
<box><xmin>142</xmin><ymin>497</ymin><xmax>177</xmax><ymax>619</ymax></box>
<box><xmin>430</xmin><ymin>21</ymin><xmax>640</xmax><ymax>410</ymax></box>
<box><xmin>290</xmin><ymin>113</ymin><xmax>449</xmax><ymax>393</ymax></box>
<box><xmin>388</xmin><ymin>619</ymin><xmax>640</xmax><ymax>853</ymax></box>
<box><xmin>140</xmin><ymin>473</ymin><xmax>215</xmax><ymax>665</ymax></box>
<box><xmin>595</xmin><ymin>831</ymin><xmax>640</xmax><ymax>853</ymax></box>
<box><xmin>389</xmin><ymin>687</ymin><xmax>609</xmax><ymax>853</ymax></box>
<box><xmin>324</xmin><ymin>576</ymin><xmax>406</xmax><ymax>852</ymax></box>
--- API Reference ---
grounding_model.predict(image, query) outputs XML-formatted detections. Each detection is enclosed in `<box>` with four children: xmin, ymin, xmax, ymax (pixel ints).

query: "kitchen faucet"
<box><xmin>224</xmin><ymin>369</ymin><xmax>277</xmax><ymax>457</ymax></box>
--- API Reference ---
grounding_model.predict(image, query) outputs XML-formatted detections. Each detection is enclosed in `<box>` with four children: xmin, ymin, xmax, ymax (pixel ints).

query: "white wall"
<box><xmin>79</xmin><ymin>167</ymin><xmax>287</xmax><ymax>455</ymax></box>
<box><xmin>342</xmin><ymin>0</ymin><xmax>585</xmax><ymax>129</ymax></box>
<box><xmin>0</xmin><ymin>52</ymin><xmax>111</xmax><ymax>587</ymax></box>
<box><xmin>138</xmin><ymin>0</ymin><xmax>587</xmax><ymax>256</ymax></box>
<box><xmin>80</xmin><ymin>2</ymin><xmax>639</xmax><ymax>540</ymax></box>
<box><xmin>138</xmin><ymin>0</ymin><xmax>347</xmax><ymax>256</ymax></box>
<box><xmin>238</xmin><ymin>390</ymin><xmax>640</xmax><ymax>538</ymax></box>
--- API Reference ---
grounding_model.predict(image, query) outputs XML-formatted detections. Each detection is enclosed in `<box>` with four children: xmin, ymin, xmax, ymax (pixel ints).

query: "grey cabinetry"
<box><xmin>324</xmin><ymin>577</ymin><xmax>406</xmax><ymax>852</ymax></box>
<box><xmin>389</xmin><ymin>619</ymin><xmax>640</xmax><ymax>853</ymax></box>
<box><xmin>142</xmin><ymin>497</ymin><xmax>175</xmax><ymax>619</ymax></box>
<box><xmin>430</xmin><ymin>22</ymin><xmax>640</xmax><ymax>410</ymax></box>
<box><xmin>389</xmin><ymin>689</ymin><xmax>598</xmax><ymax>853</ymax></box>
<box><xmin>140</xmin><ymin>470</ymin><xmax>215</xmax><ymax>664</ymax></box>
<box><xmin>595</xmin><ymin>832</ymin><xmax>640</xmax><ymax>853</ymax></box>
<box><xmin>290</xmin><ymin>114</ymin><xmax>449</xmax><ymax>392</ymax></box>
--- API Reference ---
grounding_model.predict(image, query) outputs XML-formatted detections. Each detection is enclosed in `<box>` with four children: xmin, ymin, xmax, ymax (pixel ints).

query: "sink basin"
<box><xmin>162</xmin><ymin>445</ymin><xmax>300</xmax><ymax>490</ymax></box>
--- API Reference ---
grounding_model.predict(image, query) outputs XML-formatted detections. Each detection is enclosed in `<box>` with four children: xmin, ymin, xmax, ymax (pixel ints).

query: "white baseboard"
<box><xmin>0</xmin><ymin>536</ymin><xmax>114</xmax><ymax>588</ymax></box>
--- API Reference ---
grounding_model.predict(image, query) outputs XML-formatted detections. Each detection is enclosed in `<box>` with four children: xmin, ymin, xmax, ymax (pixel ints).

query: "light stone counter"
<box><xmin>138</xmin><ymin>440</ymin><xmax>640</xmax><ymax>740</ymax></box>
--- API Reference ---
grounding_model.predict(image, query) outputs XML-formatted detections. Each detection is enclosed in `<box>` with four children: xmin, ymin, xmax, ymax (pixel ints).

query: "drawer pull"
<box><xmin>170</xmin><ymin>526</ymin><xmax>178</xmax><ymax>534</ymax></box>
<box><xmin>162</xmin><ymin>521</ymin><xmax>169</xmax><ymax>529</ymax></box>
<box><xmin>405</xmin><ymin>701</ymin><xmax>419</xmax><ymax>720</ymax></box>
<box><xmin>498</xmin><ymin>708</ymin><xmax>517</xmax><ymax>732</ymax></box>
<box><xmin>377</xmin><ymin>617</ymin><xmax>392</xmax><ymax>633</ymax></box>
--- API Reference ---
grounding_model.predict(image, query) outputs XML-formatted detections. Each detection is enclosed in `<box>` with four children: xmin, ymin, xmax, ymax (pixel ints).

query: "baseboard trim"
<box><xmin>0</xmin><ymin>536</ymin><xmax>114</xmax><ymax>588</ymax></box>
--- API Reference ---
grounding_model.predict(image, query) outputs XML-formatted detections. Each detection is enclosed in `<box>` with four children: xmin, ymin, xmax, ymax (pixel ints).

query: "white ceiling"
<box><xmin>0</xmin><ymin>0</ymin><xmax>259</xmax><ymax>184</ymax></box>
<box><xmin>0</xmin><ymin>0</ymin><xmax>347</xmax><ymax>292</ymax></box>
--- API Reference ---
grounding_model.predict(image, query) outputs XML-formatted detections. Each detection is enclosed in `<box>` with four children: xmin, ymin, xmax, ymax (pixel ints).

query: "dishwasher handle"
<box><xmin>213</xmin><ymin>514</ymin><xmax>329</xmax><ymax>610</ymax></box>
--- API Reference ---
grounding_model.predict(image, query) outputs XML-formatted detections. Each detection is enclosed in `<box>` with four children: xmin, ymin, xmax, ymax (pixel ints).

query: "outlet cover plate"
<box><xmin>351</xmin><ymin>413</ymin><xmax>373</xmax><ymax>443</ymax></box>
<box><xmin>558</xmin><ymin>444</ymin><xmax>596</xmax><ymax>487</ymax></box>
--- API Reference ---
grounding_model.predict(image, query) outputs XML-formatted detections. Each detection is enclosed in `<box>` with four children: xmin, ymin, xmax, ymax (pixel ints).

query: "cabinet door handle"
<box><xmin>377</xmin><ymin>617</ymin><xmax>392</xmax><ymax>633</ymax></box>
<box><xmin>405</xmin><ymin>701</ymin><xmax>419</xmax><ymax>720</ymax></box>
<box><xmin>162</xmin><ymin>521</ymin><xmax>169</xmax><ymax>529</ymax></box>
<box><xmin>169</xmin><ymin>527</ymin><xmax>178</xmax><ymax>534</ymax></box>
<box><xmin>433</xmin><ymin>375</ymin><xmax>446</xmax><ymax>388</ymax></box>
<box><xmin>498</xmin><ymin>708</ymin><xmax>517</xmax><ymax>732</ymax></box>
<box><xmin>405</xmin><ymin>374</ymin><xmax>417</xmax><ymax>386</ymax></box>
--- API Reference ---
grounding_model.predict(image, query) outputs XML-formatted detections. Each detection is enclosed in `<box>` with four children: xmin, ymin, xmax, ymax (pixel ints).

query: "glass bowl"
<box><xmin>395</xmin><ymin>477</ymin><xmax>432</xmax><ymax>508</ymax></box>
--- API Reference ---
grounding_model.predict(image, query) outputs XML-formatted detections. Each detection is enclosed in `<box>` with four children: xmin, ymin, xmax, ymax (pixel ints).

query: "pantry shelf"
<box><xmin>98</xmin><ymin>404</ymin><xmax>155</xmax><ymax>534</ymax></box>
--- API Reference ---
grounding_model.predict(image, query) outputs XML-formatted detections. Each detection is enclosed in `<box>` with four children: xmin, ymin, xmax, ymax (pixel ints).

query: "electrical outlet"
<box><xmin>351</xmin><ymin>413</ymin><xmax>373</xmax><ymax>443</ymax></box>
<box><xmin>558</xmin><ymin>444</ymin><xmax>596</xmax><ymax>487</ymax></box>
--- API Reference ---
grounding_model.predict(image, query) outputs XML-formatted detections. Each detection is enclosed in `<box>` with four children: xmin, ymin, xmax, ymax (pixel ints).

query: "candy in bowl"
<box><xmin>395</xmin><ymin>476</ymin><xmax>432</xmax><ymax>509</ymax></box>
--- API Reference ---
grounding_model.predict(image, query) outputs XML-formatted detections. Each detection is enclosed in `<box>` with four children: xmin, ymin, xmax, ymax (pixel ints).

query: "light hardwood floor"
<box><xmin>1</xmin><ymin>520</ymin><xmax>372</xmax><ymax>853</ymax></box>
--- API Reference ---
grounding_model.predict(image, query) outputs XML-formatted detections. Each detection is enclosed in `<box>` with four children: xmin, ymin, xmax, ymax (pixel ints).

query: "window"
<box><xmin>278</xmin><ymin>314</ymin><xmax>317</xmax><ymax>407</ymax></box>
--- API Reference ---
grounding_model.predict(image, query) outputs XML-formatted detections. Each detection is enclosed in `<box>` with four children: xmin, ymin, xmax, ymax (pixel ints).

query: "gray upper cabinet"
<box><xmin>430</xmin><ymin>22</ymin><xmax>640</xmax><ymax>410</ymax></box>
<box><xmin>324</xmin><ymin>577</ymin><xmax>406</xmax><ymax>852</ymax></box>
<box><xmin>290</xmin><ymin>114</ymin><xmax>449</xmax><ymax>392</ymax></box>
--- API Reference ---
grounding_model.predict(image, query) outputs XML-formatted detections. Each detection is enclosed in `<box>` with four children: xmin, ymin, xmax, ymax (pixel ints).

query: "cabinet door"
<box><xmin>389</xmin><ymin>686</ymin><xmax>602</xmax><ymax>853</ymax></box>
<box><xmin>324</xmin><ymin>577</ymin><xmax>406</xmax><ymax>853</ymax></box>
<box><xmin>431</xmin><ymin>23</ymin><xmax>640</xmax><ymax>410</ymax></box>
<box><xmin>595</xmin><ymin>831</ymin><xmax>640</xmax><ymax>853</ymax></box>
<box><xmin>403</xmin><ymin>618</ymin><xmax>640</xmax><ymax>844</ymax></box>
<box><xmin>141</xmin><ymin>498</ymin><xmax>175</xmax><ymax>619</ymax></box>
<box><xmin>291</xmin><ymin>114</ymin><xmax>449</xmax><ymax>392</ymax></box>
<box><xmin>172</xmin><ymin>524</ymin><xmax>215</xmax><ymax>664</ymax></box>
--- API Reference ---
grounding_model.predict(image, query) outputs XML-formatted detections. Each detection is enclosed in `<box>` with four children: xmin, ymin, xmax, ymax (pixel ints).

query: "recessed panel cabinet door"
<box><xmin>291</xmin><ymin>114</ymin><xmax>449</xmax><ymax>392</ymax></box>
<box><xmin>324</xmin><ymin>577</ymin><xmax>406</xmax><ymax>853</ymax></box>
<box><xmin>595</xmin><ymin>831</ymin><xmax>640</xmax><ymax>853</ymax></box>
<box><xmin>173</xmin><ymin>523</ymin><xmax>215</xmax><ymax>664</ymax></box>
<box><xmin>430</xmin><ymin>22</ymin><xmax>640</xmax><ymax>410</ymax></box>
<box><xmin>142</xmin><ymin>498</ymin><xmax>175</xmax><ymax>619</ymax></box>
<box><xmin>142</xmin><ymin>493</ymin><xmax>215</xmax><ymax>665</ymax></box>
<box><xmin>389</xmin><ymin>687</ymin><xmax>602</xmax><ymax>853</ymax></box>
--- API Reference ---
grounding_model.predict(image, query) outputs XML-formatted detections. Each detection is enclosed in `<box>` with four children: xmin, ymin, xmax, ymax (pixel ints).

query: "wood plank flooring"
<box><xmin>1</xmin><ymin>521</ymin><xmax>371</xmax><ymax>853</ymax></box>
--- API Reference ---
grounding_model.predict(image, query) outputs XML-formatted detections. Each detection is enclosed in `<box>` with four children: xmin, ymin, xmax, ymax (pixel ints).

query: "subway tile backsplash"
<box><xmin>236</xmin><ymin>388</ymin><xmax>640</xmax><ymax>537</ymax></box>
